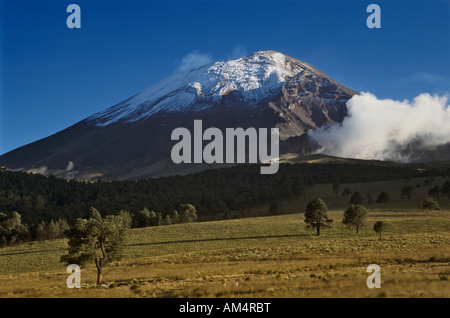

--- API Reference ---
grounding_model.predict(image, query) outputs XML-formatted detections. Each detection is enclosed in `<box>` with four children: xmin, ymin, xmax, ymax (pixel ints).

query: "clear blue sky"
<box><xmin>1</xmin><ymin>0</ymin><xmax>449</xmax><ymax>155</ymax></box>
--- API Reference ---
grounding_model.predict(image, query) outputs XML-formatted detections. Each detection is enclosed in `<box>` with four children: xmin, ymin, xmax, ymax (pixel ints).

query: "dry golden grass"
<box><xmin>0</xmin><ymin>208</ymin><xmax>449</xmax><ymax>298</ymax></box>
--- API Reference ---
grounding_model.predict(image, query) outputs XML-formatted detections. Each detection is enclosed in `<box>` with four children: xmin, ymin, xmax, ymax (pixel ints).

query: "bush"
<box><xmin>349</xmin><ymin>192</ymin><xmax>364</xmax><ymax>205</ymax></box>
<box><xmin>376</xmin><ymin>192</ymin><xmax>390</xmax><ymax>203</ymax></box>
<box><xmin>373</xmin><ymin>221</ymin><xmax>386</xmax><ymax>241</ymax></box>
<box><xmin>418</xmin><ymin>198</ymin><xmax>440</xmax><ymax>211</ymax></box>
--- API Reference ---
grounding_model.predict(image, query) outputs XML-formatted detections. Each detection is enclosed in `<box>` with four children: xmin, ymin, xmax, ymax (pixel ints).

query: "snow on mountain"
<box><xmin>85</xmin><ymin>51</ymin><xmax>322</xmax><ymax>127</ymax></box>
<box><xmin>0</xmin><ymin>50</ymin><xmax>359</xmax><ymax>180</ymax></box>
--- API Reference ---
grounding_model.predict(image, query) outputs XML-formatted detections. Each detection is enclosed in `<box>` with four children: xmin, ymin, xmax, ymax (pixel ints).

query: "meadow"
<box><xmin>0</xmin><ymin>177</ymin><xmax>449</xmax><ymax>298</ymax></box>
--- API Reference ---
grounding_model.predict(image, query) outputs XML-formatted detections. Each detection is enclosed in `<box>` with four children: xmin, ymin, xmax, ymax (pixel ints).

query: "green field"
<box><xmin>0</xmin><ymin>178</ymin><xmax>449</xmax><ymax>298</ymax></box>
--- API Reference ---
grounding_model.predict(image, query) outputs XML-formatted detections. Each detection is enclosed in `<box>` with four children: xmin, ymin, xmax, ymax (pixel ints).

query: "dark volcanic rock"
<box><xmin>0</xmin><ymin>51</ymin><xmax>357</xmax><ymax>180</ymax></box>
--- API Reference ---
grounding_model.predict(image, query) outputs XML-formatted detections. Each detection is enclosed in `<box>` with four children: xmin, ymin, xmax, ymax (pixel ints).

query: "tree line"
<box><xmin>0</xmin><ymin>203</ymin><xmax>198</xmax><ymax>247</ymax></box>
<box><xmin>1</xmin><ymin>161</ymin><xmax>448</xmax><ymax>226</ymax></box>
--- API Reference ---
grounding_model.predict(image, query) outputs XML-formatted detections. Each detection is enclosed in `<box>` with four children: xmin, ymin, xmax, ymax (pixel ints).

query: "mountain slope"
<box><xmin>0</xmin><ymin>51</ymin><xmax>357</xmax><ymax>180</ymax></box>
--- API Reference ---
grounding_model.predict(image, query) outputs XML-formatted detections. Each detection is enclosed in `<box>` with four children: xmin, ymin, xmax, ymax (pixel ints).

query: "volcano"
<box><xmin>0</xmin><ymin>51</ymin><xmax>357</xmax><ymax>180</ymax></box>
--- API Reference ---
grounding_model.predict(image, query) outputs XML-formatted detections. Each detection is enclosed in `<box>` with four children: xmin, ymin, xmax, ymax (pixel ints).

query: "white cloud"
<box><xmin>177</xmin><ymin>51</ymin><xmax>213</xmax><ymax>73</ymax></box>
<box><xmin>227</xmin><ymin>45</ymin><xmax>248</xmax><ymax>60</ymax></box>
<box><xmin>309</xmin><ymin>92</ymin><xmax>450</xmax><ymax>162</ymax></box>
<box><xmin>176</xmin><ymin>46</ymin><xmax>250</xmax><ymax>73</ymax></box>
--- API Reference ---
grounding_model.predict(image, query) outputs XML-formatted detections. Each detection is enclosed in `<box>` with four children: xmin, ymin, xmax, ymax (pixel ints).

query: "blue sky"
<box><xmin>1</xmin><ymin>0</ymin><xmax>449</xmax><ymax>155</ymax></box>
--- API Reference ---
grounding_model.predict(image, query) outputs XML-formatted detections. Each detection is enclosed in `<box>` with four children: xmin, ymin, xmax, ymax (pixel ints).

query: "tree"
<box><xmin>0</xmin><ymin>212</ymin><xmax>8</xmax><ymax>223</ymax></box>
<box><xmin>164</xmin><ymin>214</ymin><xmax>172</xmax><ymax>225</ymax></box>
<box><xmin>342</xmin><ymin>205</ymin><xmax>368</xmax><ymax>233</ymax></box>
<box><xmin>179</xmin><ymin>203</ymin><xmax>198</xmax><ymax>223</ymax></box>
<box><xmin>342</xmin><ymin>188</ymin><xmax>352</xmax><ymax>199</ymax></box>
<box><xmin>428</xmin><ymin>185</ymin><xmax>441</xmax><ymax>200</ymax></box>
<box><xmin>350</xmin><ymin>191</ymin><xmax>364</xmax><ymax>205</ymax></box>
<box><xmin>442</xmin><ymin>180</ymin><xmax>450</xmax><ymax>200</ymax></box>
<box><xmin>304</xmin><ymin>198</ymin><xmax>333</xmax><ymax>236</ymax></box>
<box><xmin>133</xmin><ymin>208</ymin><xmax>152</xmax><ymax>228</ymax></box>
<box><xmin>418</xmin><ymin>198</ymin><xmax>440</xmax><ymax>211</ymax></box>
<box><xmin>35</xmin><ymin>218</ymin><xmax>69</xmax><ymax>241</ymax></box>
<box><xmin>4</xmin><ymin>211</ymin><xmax>21</xmax><ymax>229</ymax></box>
<box><xmin>156</xmin><ymin>212</ymin><xmax>163</xmax><ymax>226</ymax></box>
<box><xmin>170</xmin><ymin>210</ymin><xmax>180</xmax><ymax>224</ymax></box>
<box><xmin>60</xmin><ymin>208</ymin><xmax>131</xmax><ymax>286</ymax></box>
<box><xmin>147</xmin><ymin>210</ymin><xmax>160</xmax><ymax>226</ymax></box>
<box><xmin>47</xmin><ymin>220</ymin><xmax>60</xmax><ymax>240</ymax></box>
<box><xmin>400</xmin><ymin>186</ymin><xmax>414</xmax><ymax>200</ymax></box>
<box><xmin>0</xmin><ymin>236</ymin><xmax>7</xmax><ymax>247</ymax></box>
<box><xmin>0</xmin><ymin>211</ymin><xmax>30</xmax><ymax>245</ymax></box>
<box><xmin>57</xmin><ymin>218</ymin><xmax>70</xmax><ymax>236</ymax></box>
<box><xmin>35</xmin><ymin>222</ymin><xmax>46</xmax><ymax>241</ymax></box>
<box><xmin>373</xmin><ymin>221</ymin><xmax>386</xmax><ymax>241</ymax></box>
<box><xmin>376</xmin><ymin>192</ymin><xmax>390</xmax><ymax>203</ymax></box>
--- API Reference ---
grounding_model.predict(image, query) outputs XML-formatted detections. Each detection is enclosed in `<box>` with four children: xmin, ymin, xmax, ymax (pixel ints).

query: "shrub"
<box><xmin>376</xmin><ymin>192</ymin><xmax>390</xmax><ymax>203</ymax></box>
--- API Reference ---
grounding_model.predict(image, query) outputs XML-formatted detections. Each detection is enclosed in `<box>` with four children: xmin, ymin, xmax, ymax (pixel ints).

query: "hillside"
<box><xmin>1</xmin><ymin>159</ymin><xmax>449</xmax><ymax>225</ymax></box>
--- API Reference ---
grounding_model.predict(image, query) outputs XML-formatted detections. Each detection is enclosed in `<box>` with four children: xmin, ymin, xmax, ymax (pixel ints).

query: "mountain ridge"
<box><xmin>84</xmin><ymin>50</ymin><xmax>357</xmax><ymax>128</ymax></box>
<box><xmin>0</xmin><ymin>50</ymin><xmax>357</xmax><ymax>180</ymax></box>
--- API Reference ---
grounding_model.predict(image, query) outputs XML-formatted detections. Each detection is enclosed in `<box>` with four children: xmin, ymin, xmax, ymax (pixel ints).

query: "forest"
<box><xmin>0</xmin><ymin>160</ymin><xmax>449</xmax><ymax>246</ymax></box>
<box><xmin>1</xmin><ymin>161</ymin><xmax>449</xmax><ymax>224</ymax></box>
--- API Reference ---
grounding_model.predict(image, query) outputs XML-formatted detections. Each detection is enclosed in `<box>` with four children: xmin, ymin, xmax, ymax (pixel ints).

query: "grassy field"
<box><xmin>0</xmin><ymin>178</ymin><xmax>449</xmax><ymax>298</ymax></box>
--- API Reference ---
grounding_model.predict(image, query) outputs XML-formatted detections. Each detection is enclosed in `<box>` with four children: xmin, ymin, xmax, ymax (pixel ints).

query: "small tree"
<box><xmin>0</xmin><ymin>236</ymin><xmax>7</xmax><ymax>247</ymax></box>
<box><xmin>60</xmin><ymin>208</ymin><xmax>131</xmax><ymax>286</ymax></box>
<box><xmin>376</xmin><ymin>192</ymin><xmax>390</xmax><ymax>203</ymax></box>
<box><xmin>47</xmin><ymin>220</ymin><xmax>60</xmax><ymax>240</ymax></box>
<box><xmin>179</xmin><ymin>203</ymin><xmax>198</xmax><ymax>223</ymax></box>
<box><xmin>57</xmin><ymin>218</ymin><xmax>70</xmax><ymax>237</ymax></box>
<box><xmin>400</xmin><ymin>186</ymin><xmax>414</xmax><ymax>200</ymax></box>
<box><xmin>418</xmin><ymin>198</ymin><xmax>440</xmax><ymax>211</ymax></box>
<box><xmin>350</xmin><ymin>191</ymin><xmax>364</xmax><ymax>205</ymax></box>
<box><xmin>373</xmin><ymin>221</ymin><xmax>386</xmax><ymax>241</ymax></box>
<box><xmin>164</xmin><ymin>214</ymin><xmax>172</xmax><ymax>225</ymax></box>
<box><xmin>133</xmin><ymin>207</ymin><xmax>152</xmax><ymax>228</ymax></box>
<box><xmin>304</xmin><ymin>198</ymin><xmax>333</xmax><ymax>236</ymax></box>
<box><xmin>170</xmin><ymin>210</ymin><xmax>180</xmax><ymax>224</ymax></box>
<box><xmin>0</xmin><ymin>211</ymin><xmax>30</xmax><ymax>245</ymax></box>
<box><xmin>4</xmin><ymin>211</ymin><xmax>22</xmax><ymax>229</ymax></box>
<box><xmin>342</xmin><ymin>205</ymin><xmax>368</xmax><ymax>233</ymax></box>
<box><xmin>35</xmin><ymin>222</ymin><xmax>47</xmax><ymax>241</ymax></box>
<box><xmin>148</xmin><ymin>210</ymin><xmax>160</xmax><ymax>226</ymax></box>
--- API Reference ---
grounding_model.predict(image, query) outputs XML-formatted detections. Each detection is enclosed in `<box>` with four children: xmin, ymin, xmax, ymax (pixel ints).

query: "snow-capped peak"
<box><xmin>86</xmin><ymin>50</ymin><xmax>316</xmax><ymax>126</ymax></box>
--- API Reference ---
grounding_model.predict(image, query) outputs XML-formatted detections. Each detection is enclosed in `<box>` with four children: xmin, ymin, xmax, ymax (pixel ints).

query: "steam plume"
<box><xmin>309</xmin><ymin>92</ymin><xmax>450</xmax><ymax>162</ymax></box>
